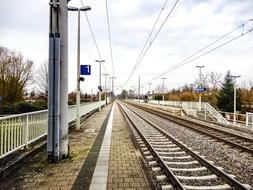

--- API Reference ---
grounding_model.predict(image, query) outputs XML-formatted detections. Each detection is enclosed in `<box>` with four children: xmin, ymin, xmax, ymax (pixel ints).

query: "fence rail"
<box><xmin>0</xmin><ymin>101</ymin><xmax>105</xmax><ymax>159</ymax></box>
<box><xmin>182</xmin><ymin>102</ymin><xmax>197</xmax><ymax>117</ymax></box>
<box><xmin>246</xmin><ymin>112</ymin><xmax>253</xmax><ymax>130</ymax></box>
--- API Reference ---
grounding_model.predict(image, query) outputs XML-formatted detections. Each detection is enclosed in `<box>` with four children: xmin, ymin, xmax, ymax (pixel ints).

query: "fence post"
<box><xmin>204</xmin><ymin>103</ymin><xmax>207</xmax><ymax>120</ymax></box>
<box><xmin>251</xmin><ymin>114</ymin><xmax>253</xmax><ymax>131</ymax></box>
<box><xmin>246</xmin><ymin>113</ymin><xmax>248</xmax><ymax>128</ymax></box>
<box><xmin>24</xmin><ymin>115</ymin><xmax>29</xmax><ymax>148</ymax></box>
<box><xmin>252</xmin><ymin>118</ymin><xmax>253</xmax><ymax>131</ymax></box>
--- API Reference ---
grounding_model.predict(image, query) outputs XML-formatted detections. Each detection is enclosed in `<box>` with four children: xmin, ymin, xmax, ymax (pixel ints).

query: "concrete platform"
<box><xmin>107</xmin><ymin>103</ymin><xmax>149</xmax><ymax>190</ymax></box>
<box><xmin>0</xmin><ymin>102</ymin><xmax>149</xmax><ymax>190</ymax></box>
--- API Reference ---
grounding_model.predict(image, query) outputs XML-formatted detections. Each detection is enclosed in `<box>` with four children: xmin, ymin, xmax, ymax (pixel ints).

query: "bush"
<box><xmin>68</xmin><ymin>101</ymin><xmax>75</xmax><ymax>105</ymax></box>
<box><xmin>154</xmin><ymin>95</ymin><xmax>162</xmax><ymax>100</ymax></box>
<box><xmin>0</xmin><ymin>101</ymin><xmax>45</xmax><ymax>115</ymax></box>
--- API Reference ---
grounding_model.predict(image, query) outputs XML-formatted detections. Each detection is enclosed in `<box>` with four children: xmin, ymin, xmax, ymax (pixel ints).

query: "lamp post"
<box><xmin>148</xmin><ymin>83</ymin><xmax>152</xmax><ymax>94</ymax></box>
<box><xmin>103</xmin><ymin>73</ymin><xmax>109</xmax><ymax>105</ymax></box>
<box><xmin>95</xmin><ymin>60</ymin><xmax>105</xmax><ymax>111</ymax></box>
<box><xmin>141</xmin><ymin>86</ymin><xmax>144</xmax><ymax>100</ymax></box>
<box><xmin>231</xmin><ymin>75</ymin><xmax>241</xmax><ymax>126</ymax></box>
<box><xmin>138</xmin><ymin>77</ymin><xmax>140</xmax><ymax>103</ymax></box>
<box><xmin>196</xmin><ymin>65</ymin><xmax>205</xmax><ymax>110</ymax></box>
<box><xmin>161</xmin><ymin>77</ymin><xmax>166</xmax><ymax>103</ymax></box>
<box><xmin>110</xmin><ymin>76</ymin><xmax>116</xmax><ymax>100</ymax></box>
<box><xmin>68</xmin><ymin>6</ymin><xmax>91</xmax><ymax>130</ymax></box>
<box><xmin>108</xmin><ymin>78</ymin><xmax>111</xmax><ymax>102</ymax></box>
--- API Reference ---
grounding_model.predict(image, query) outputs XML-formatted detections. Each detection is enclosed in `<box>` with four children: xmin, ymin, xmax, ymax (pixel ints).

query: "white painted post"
<box><xmin>25</xmin><ymin>115</ymin><xmax>29</xmax><ymax>148</ymax></box>
<box><xmin>246</xmin><ymin>112</ymin><xmax>249</xmax><ymax>128</ymax></box>
<box><xmin>204</xmin><ymin>103</ymin><xmax>207</xmax><ymax>120</ymax></box>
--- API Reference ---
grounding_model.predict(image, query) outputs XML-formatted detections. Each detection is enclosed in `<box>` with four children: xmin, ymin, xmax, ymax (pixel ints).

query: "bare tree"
<box><xmin>207</xmin><ymin>72</ymin><xmax>222</xmax><ymax>90</ymax></box>
<box><xmin>35</xmin><ymin>61</ymin><xmax>48</xmax><ymax>100</ymax></box>
<box><xmin>0</xmin><ymin>46</ymin><xmax>33</xmax><ymax>105</ymax></box>
<box><xmin>195</xmin><ymin>71</ymin><xmax>222</xmax><ymax>90</ymax></box>
<box><xmin>154</xmin><ymin>84</ymin><xmax>168</xmax><ymax>94</ymax></box>
<box><xmin>193</xmin><ymin>71</ymin><xmax>222</xmax><ymax>107</ymax></box>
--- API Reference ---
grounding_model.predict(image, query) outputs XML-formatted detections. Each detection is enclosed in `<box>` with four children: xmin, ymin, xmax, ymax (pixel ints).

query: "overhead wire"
<box><xmin>136</xmin><ymin>0</ymin><xmax>168</xmax><ymax>66</ymax></box>
<box><xmin>124</xmin><ymin>0</ymin><xmax>168</xmax><ymax>88</ymax></box>
<box><xmin>146</xmin><ymin>18</ymin><xmax>253</xmax><ymax>84</ymax></box>
<box><xmin>80</xmin><ymin>0</ymin><xmax>108</xmax><ymax>74</ymax></box>
<box><xmin>105</xmin><ymin>0</ymin><xmax>115</xmax><ymax>76</ymax></box>
<box><xmin>124</xmin><ymin>0</ymin><xmax>179</xmax><ymax>88</ymax></box>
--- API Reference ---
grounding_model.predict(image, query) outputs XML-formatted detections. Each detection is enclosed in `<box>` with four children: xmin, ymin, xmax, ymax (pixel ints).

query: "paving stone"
<box><xmin>107</xmin><ymin>103</ymin><xmax>149</xmax><ymax>190</ymax></box>
<box><xmin>2</xmin><ymin>105</ymin><xmax>112</xmax><ymax>190</ymax></box>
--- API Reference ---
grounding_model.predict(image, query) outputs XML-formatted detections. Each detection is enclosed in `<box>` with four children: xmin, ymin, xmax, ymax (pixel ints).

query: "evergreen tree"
<box><xmin>217</xmin><ymin>71</ymin><xmax>241</xmax><ymax>112</ymax></box>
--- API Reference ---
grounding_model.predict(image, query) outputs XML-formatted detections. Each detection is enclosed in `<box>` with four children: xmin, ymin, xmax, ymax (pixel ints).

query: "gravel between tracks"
<box><xmin>142</xmin><ymin>103</ymin><xmax>253</xmax><ymax>140</ymax></box>
<box><xmin>129</xmin><ymin>104</ymin><xmax>253</xmax><ymax>187</ymax></box>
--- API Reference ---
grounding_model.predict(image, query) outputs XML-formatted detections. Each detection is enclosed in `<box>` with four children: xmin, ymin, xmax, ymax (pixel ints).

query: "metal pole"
<box><xmin>196</xmin><ymin>66</ymin><xmax>204</xmax><ymax>110</ymax></box>
<box><xmin>231</xmin><ymin>75</ymin><xmax>241</xmax><ymax>126</ymax></box>
<box><xmin>234</xmin><ymin>83</ymin><xmax>236</xmax><ymax>126</ymax></box>
<box><xmin>141</xmin><ymin>86</ymin><xmax>144</xmax><ymax>99</ymax></box>
<box><xmin>138</xmin><ymin>77</ymin><xmax>140</xmax><ymax>102</ymax></box>
<box><xmin>161</xmin><ymin>77</ymin><xmax>166</xmax><ymax>103</ymax></box>
<box><xmin>103</xmin><ymin>74</ymin><xmax>109</xmax><ymax>105</ymax></box>
<box><xmin>48</xmin><ymin>0</ymin><xmax>55</xmax><ymax>162</ymax></box>
<box><xmin>99</xmin><ymin>61</ymin><xmax>101</xmax><ymax>111</ymax></box>
<box><xmin>48</xmin><ymin>0</ymin><xmax>61</xmax><ymax>162</ymax></box>
<box><xmin>76</xmin><ymin>9</ymin><xmax>81</xmax><ymax>130</ymax></box>
<box><xmin>95</xmin><ymin>60</ymin><xmax>104</xmax><ymax>111</ymax></box>
<box><xmin>108</xmin><ymin>78</ymin><xmax>111</xmax><ymax>102</ymax></box>
<box><xmin>112</xmin><ymin>76</ymin><xmax>116</xmax><ymax>99</ymax></box>
<box><xmin>148</xmin><ymin>83</ymin><xmax>152</xmax><ymax>94</ymax></box>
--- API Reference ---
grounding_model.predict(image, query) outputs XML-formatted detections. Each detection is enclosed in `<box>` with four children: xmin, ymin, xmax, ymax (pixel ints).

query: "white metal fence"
<box><xmin>149</xmin><ymin>100</ymin><xmax>182</xmax><ymax>107</ymax></box>
<box><xmin>135</xmin><ymin>99</ymin><xmax>228</xmax><ymax>125</ymax></box>
<box><xmin>246</xmin><ymin>112</ymin><xmax>253</xmax><ymax>130</ymax></box>
<box><xmin>201</xmin><ymin>103</ymin><xmax>229</xmax><ymax>125</ymax></box>
<box><xmin>0</xmin><ymin>101</ymin><xmax>105</xmax><ymax>159</ymax></box>
<box><xmin>182</xmin><ymin>102</ymin><xmax>197</xmax><ymax>117</ymax></box>
<box><xmin>132</xmin><ymin>99</ymin><xmax>253</xmax><ymax>128</ymax></box>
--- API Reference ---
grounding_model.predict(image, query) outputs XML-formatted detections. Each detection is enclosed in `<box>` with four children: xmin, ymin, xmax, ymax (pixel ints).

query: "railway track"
<box><xmin>125</xmin><ymin>101</ymin><xmax>253</xmax><ymax>155</ymax></box>
<box><xmin>118</xmin><ymin>101</ymin><xmax>252</xmax><ymax>190</ymax></box>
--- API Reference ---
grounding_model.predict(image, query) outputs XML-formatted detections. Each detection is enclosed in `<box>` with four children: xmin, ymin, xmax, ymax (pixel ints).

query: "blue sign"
<box><xmin>80</xmin><ymin>65</ymin><xmax>91</xmax><ymax>75</ymax></box>
<box><xmin>195</xmin><ymin>88</ymin><xmax>206</xmax><ymax>92</ymax></box>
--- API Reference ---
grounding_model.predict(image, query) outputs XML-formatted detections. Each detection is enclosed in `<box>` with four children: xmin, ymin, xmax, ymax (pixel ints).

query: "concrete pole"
<box><xmin>196</xmin><ymin>66</ymin><xmax>204</xmax><ymax>110</ymax></box>
<box><xmin>76</xmin><ymin>9</ymin><xmax>81</xmax><ymax>130</ymax></box>
<box><xmin>59</xmin><ymin>0</ymin><xmax>69</xmax><ymax>159</ymax></box>
<box><xmin>231</xmin><ymin>75</ymin><xmax>241</xmax><ymax>126</ymax></box>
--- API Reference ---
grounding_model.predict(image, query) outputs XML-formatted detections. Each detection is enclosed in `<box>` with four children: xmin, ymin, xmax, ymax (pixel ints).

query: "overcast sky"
<box><xmin>1</xmin><ymin>0</ymin><xmax>253</xmax><ymax>95</ymax></box>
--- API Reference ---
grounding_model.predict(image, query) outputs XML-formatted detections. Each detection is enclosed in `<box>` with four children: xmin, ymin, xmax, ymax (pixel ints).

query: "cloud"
<box><xmin>1</xmin><ymin>0</ymin><xmax>253</xmax><ymax>94</ymax></box>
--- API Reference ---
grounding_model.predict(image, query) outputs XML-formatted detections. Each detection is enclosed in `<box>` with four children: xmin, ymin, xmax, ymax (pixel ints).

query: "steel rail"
<box><xmin>127</xmin><ymin>102</ymin><xmax>253</xmax><ymax>155</ymax></box>
<box><xmin>118</xmin><ymin>102</ymin><xmax>186</xmax><ymax>190</ymax></box>
<box><xmin>119</xmin><ymin>101</ymin><xmax>251</xmax><ymax>190</ymax></box>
